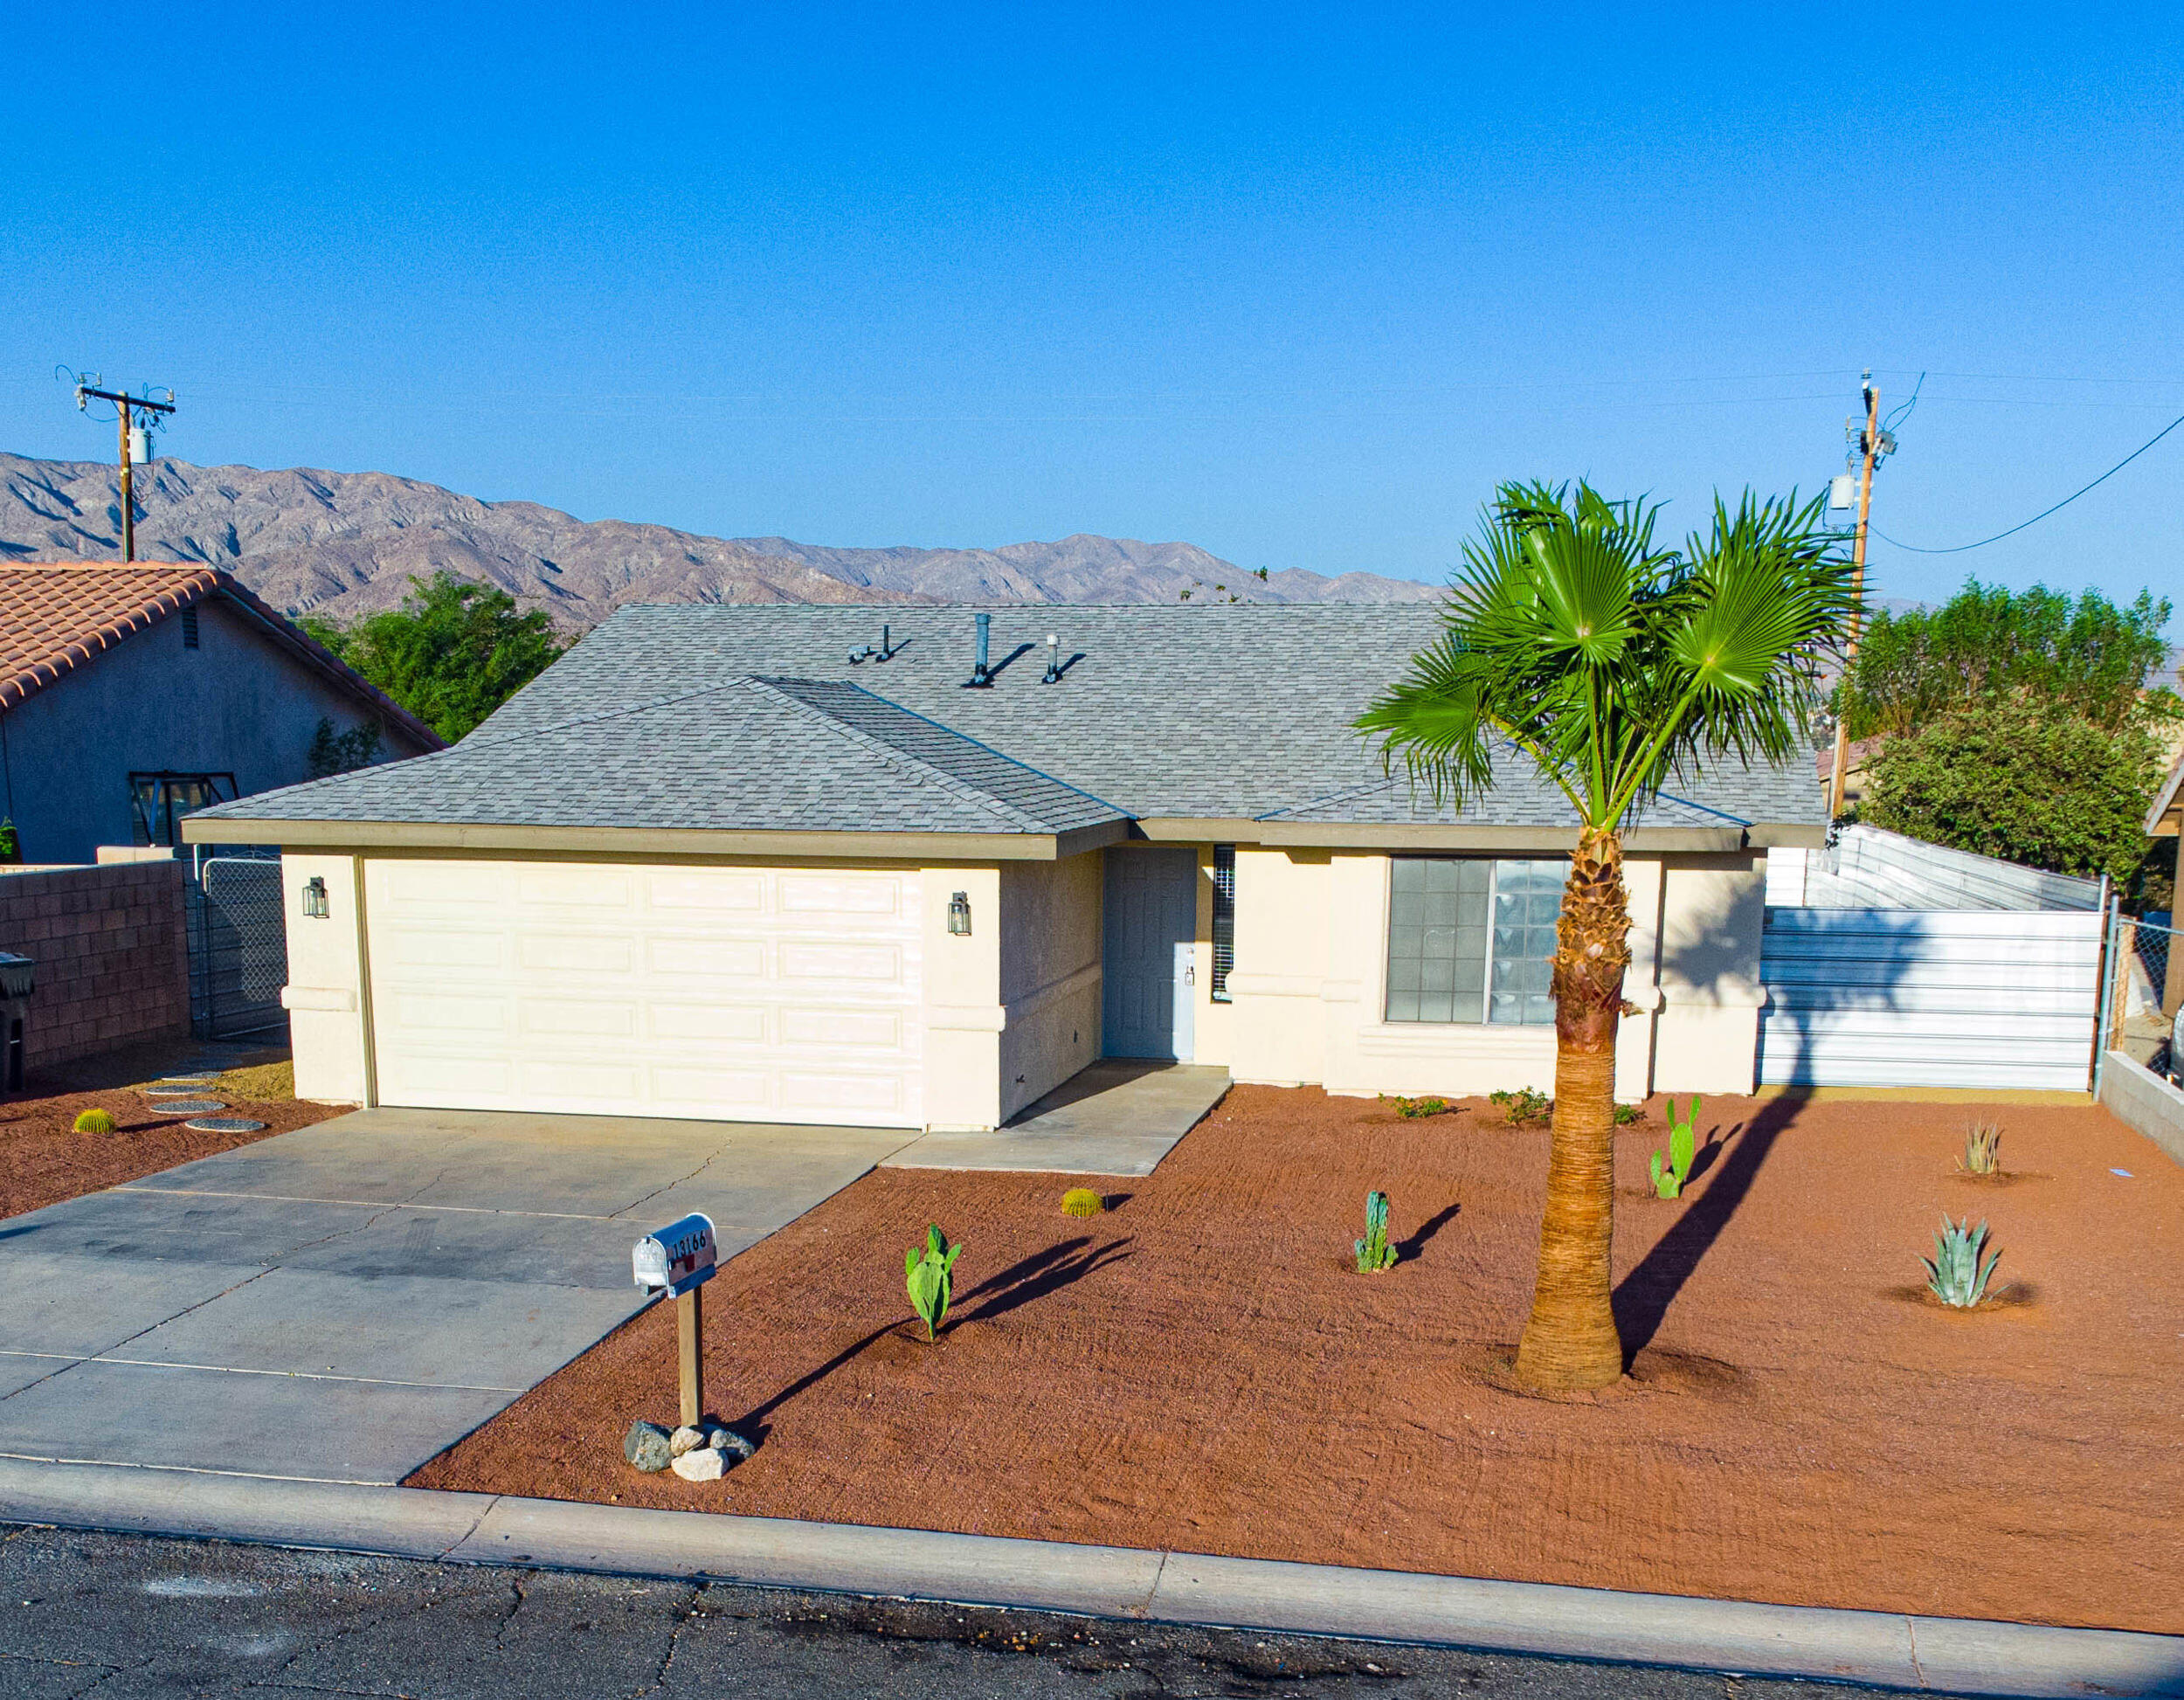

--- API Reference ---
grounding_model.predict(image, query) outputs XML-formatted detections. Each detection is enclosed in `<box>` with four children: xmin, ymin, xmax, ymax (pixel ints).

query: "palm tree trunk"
<box><xmin>1514</xmin><ymin>826</ymin><xmax>1633</xmax><ymax>1391</ymax></box>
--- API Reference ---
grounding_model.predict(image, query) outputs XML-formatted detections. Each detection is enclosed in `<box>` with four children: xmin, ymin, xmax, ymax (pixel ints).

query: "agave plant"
<box><xmin>1923</xmin><ymin>1215</ymin><xmax>2000</xmax><ymax>1308</ymax></box>
<box><xmin>1957</xmin><ymin>1123</ymin><xmax>2001</xmax><ymax>1176</ymax></box>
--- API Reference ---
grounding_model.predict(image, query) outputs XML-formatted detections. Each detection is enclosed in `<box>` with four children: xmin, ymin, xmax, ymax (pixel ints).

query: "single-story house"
<box><xmin>183</xmin><ymin>605</ymin><xmax>1826</xmax><ymax>1130</ymax></box>
<box><xmin>0</xmin><ymin>563</ymin><xmax>443</xmax><ymax>866</ymax></box>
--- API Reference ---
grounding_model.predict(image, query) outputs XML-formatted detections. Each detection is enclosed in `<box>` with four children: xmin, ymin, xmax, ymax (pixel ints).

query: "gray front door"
<box><xmin>1102</xmin><ymin>848</ymin><xmax>1196</xmax><ymax>1059</ymax></box>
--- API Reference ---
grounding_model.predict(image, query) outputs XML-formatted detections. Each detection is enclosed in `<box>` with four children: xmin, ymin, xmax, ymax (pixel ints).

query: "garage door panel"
<box><xmin>646</xmin><ymin>871</ymin><xmax>764</xmax><ymax>912</ymax></box>
<box><xmin>387</xmin><ymin>992</ymin><xmax>511</xmax><ymax>1037</ymax></box>
<box><xmin>780</xmin><ymin>1070</ymin><xmax>909</xmax><ymax>1116</ymax></box>
<box><xmin>781</xmin><ymin>873</ymin><xmax>905</xmax><ymax>916</ymax></box>
<box><xmin>650</xmin><ymin>1003</ymin><xmax>768</xmax><ymax>1044</ymax></box>
<box><xmin>649</xmin><ymin>1067</ymin><xmax>773</xmax><ymax>1111</ymax></box>
<box><xmin>519</xmin><ymin>933</ymin><xmax>638</xmax><ymax>974</ymax></box>
<box><xmin>517</xmin><ymin>999</ymin><xmax>638</xmax><ymax>1039</ymax></box>
<box><xmin>366</xmin><ymin>860</ymin><xmax>925</xmax><ymax>1126</ymax></box>
<box><xmin>646</xmin><ymin>936</ymin><xmax>767</xmax><ymax>978</ymax></box>
<box><xmin>780</xmin><ymin>941</ymin><xmax>907</xmax><ymax>983</ymax></box>
<box><xmin>515</xmin><ymin>867</ymin><xmax>634</xmax><ymax>907</ymax></box>
<box><xmin>779</xmin><ymin>1007</ymin><xmax>905</xmax><ymax>1050</ymax></box>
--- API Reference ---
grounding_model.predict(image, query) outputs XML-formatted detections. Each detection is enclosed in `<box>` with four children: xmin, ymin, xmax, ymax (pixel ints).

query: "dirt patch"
<box><xmin>410</xmin><ymin>1087</ymin><xmax>2184</xmax><ymax>1634</ymax></box>
<box><xmin>0</xmin><ymin>1043</ymin><xmax>340</xmax><ymax>1220</ymax></box>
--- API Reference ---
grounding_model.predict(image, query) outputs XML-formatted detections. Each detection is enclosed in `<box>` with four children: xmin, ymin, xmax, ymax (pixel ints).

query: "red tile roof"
<box><xmin>0</xmin><ymin>563</ymin><xmax>444</xmax><ymax>750</ymax></box>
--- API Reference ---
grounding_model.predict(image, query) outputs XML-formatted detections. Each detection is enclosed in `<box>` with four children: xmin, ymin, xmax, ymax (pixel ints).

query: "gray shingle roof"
<box><xmin>197</xmin><ymin>604</ymin><xmax>1828</xmax><ymax>835</ymax></box>
<box><xmin>192</xmin><ymin>673</ymin><xmax>1126</xmax><ymax>836</ymax></box>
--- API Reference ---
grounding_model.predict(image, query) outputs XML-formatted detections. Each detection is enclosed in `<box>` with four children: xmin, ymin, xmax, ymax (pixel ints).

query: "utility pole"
<box><xmin>70</xmin><ymin>376</ymin><xmax>177</xmax><ymax>562</ymax></box>
<box><xmin>1828</xmin><ymin>372</ymin><xmax>1884</xmax><ymax>820</ymax></box>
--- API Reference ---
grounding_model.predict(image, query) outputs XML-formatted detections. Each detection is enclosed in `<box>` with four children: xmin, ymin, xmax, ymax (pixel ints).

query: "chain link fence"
<box><xmin>2105</xmin><ymin>909</ymin><xmax>2179</xmax><ymax>1083</ymax></box>
<box><xmin>187</xmin><ymin>848</ymin><xmax>289</xmax><ymax>1040</ymax></box>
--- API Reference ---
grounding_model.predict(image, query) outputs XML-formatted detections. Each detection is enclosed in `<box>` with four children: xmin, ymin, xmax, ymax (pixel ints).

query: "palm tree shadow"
<box><xmin>1612</xmin><ymin>1093</ymin><xmax>1806</xmax><ymax>1365</ymax></box>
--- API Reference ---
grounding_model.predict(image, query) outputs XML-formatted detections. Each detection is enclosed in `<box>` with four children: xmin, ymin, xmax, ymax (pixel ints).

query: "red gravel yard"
<box><xmin>411</xmin><ymin>1086</ymin><xmax>2184</xmax><ymax>1634</ymax></box>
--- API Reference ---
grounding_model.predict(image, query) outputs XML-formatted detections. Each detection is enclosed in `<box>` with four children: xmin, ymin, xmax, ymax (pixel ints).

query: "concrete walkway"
<box><xmin>0</xmin><ymin>1108</ymin><xmax>911</xmax><ymax>1483</ymax></box>
<box><xmin>885</xmin><ymin>1061</ymin><xmax>1229</xmax><ymax>1176</ymax></box>
<box><xmin>1</xmin><ymin>1458</ymin><xmax>2176</xmax><ymax>1697</ymax></box>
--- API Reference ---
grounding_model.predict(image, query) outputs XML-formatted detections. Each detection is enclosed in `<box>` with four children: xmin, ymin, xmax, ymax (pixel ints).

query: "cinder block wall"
<box><xmin>0</xmin><ymin>861</ymin><xmax>191</xmax><ymax>1068</ymax></box>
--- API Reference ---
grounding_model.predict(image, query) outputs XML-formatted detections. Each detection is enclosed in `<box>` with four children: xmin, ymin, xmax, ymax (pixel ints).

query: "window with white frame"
<box><xmin>1384</xmin><ymin>858</ymin><xmax>1564</xmax><ymax>1025</ymax></box>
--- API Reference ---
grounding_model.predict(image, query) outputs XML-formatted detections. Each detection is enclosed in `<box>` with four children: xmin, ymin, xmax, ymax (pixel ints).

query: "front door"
<box><xmin>1102</xmin><ymin>848</ymin><xmax>1196</xmax><ymax>1059</ymax></box>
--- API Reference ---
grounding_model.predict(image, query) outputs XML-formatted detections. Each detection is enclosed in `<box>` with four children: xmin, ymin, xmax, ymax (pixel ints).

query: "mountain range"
<box><xmin>0</xmin><ymin>453</ymin><xmax>1438</xmax><ymax>627</ymax></box>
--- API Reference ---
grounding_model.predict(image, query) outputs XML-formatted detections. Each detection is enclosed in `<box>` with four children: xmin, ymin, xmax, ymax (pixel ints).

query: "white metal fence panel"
<box><xmin>1758</xmin><ymin>907</ymin><xmax>2102</xmax><ymax>1089</ymax></box>
<box><xmin>1792</xmin><ymin>826</ymin><xmax>2102</xmax><ymax>913</ymax></box>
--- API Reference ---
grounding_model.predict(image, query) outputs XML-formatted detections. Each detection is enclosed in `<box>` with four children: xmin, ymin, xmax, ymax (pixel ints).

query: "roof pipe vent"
<box><xmin>1041</xmin><ymin>632</ymin><xmax>1061</xmax><ymax>684</ymax></box>
<box><xmin>966</xmin><ymin>612</ymin><xmax>992</xmax><ymax>688</ymax></box>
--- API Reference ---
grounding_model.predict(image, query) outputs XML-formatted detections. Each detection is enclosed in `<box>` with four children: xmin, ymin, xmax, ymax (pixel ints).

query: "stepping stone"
<box><xmin>144</xmin><ymin>1084</ymin><xmax>214</xmax><ymax>1097</ymax></box>
<box><xmin>150</xmin><ymin>1099</ymin><xmax>227</xmax><ymax>1116</ymax></box>
<box><xmin>154</xmin><ymin>1074</ymin><xmax>220</xmax><ymax>1087</ymax></box>
<box><xmin>184</xmin><ymin>1116</ymin><xmax>266</xmax><ymax>1134</ymax></box>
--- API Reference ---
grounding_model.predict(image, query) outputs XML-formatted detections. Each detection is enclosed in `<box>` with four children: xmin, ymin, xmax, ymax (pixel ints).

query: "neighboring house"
<box><xmin>0</xmin><ymin>563</ymin><xmax>442</xmax><ymax>866</ymax></box>
<box><xmin>185</xmin><ymin>605</ymin><xmax>1825</xmax><ymax>1130</ymax></box>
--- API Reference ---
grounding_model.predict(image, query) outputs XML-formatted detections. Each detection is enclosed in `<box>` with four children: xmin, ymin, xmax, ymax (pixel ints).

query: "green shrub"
<box><xmin>1383</xmin><ymin>1095</ymin><xmax>1454</xmax><ymax>1119</ymax></box>
<box><xmin>1613</xmin><ymin>1102</ymin><xmax>1644</xmax><ymax>1126</ymax></box>
<box><xmin>903</xmin><ymin>1224</ymin><xmax>963</xmax><ymax>1341</ymax></box>
<box><xmin>1060</xmin><ymin>1187</ymin><xmax>1104</xmax><ymax>1218</ymax></box>
<box><xmin>1648</xmin><ymin>1096</ymin><xmax>1701</xmax><ymax>1199</ymax></box>
<box><xmin>73</xmin><ymin>1108</ymin><xmax>116</xmax><ymax>1135</ymax></box>
<box><xmin>1489</xmin><ymin>1087</ymin><xmax>1552</xmax><ymax>1127</ymax></box>
<box><xmin>1924</xmin><ymin>1215</ymin><xmax>2001</xmax><ymax>1308</ymax></box>
<box><xmin>1354</xmin><ymin>1191</ymin><xmax>1396</xmax><ymax>1273</ymax></box>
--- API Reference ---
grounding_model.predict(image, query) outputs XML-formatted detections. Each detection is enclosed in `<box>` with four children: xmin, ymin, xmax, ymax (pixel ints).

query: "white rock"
<box><xmin>668</xmin><ymin>1425</ymin><xmax>705</xmax><ymax>1457</ymax></box>
<box><xmin>671</xmin><ymin>1446</ymin><xmax>726</xmax><ymax>1482</ymax></box>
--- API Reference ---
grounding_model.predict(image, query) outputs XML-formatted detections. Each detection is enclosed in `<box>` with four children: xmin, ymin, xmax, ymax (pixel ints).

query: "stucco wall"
<box><xmin>279</xmin><ymin>853</ymin><xmax>370</xmax><ymax>1104</ymax></box>
<box><xmin>0</xmin><ymin>859</ymin><xmax>190</xmax><ymax>1068</ymax></box>
<box><xmin>1224</xmin><ymin>847</ymin><xmax>1766</xmax><ymax>1102</ymax></box>
<box><xmin>997</xmin><ymin>851</ymin><xmax>1103</xmax><ymax>1121</ymax></box>
<box><xmin>0</xmin><ymin>598</ymin><xmax>434</xmax><ymax>867</ymax></box>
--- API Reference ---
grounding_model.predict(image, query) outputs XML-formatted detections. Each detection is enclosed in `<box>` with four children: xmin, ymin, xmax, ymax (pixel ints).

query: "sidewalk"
<box><xmin>2</xmin><ymin>1457</ymin><xmax>2176</xmax><ymax>1697</ymax></box>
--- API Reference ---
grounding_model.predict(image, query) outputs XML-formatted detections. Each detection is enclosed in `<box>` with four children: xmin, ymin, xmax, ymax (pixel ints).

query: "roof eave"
<box><xmin>178</xmin><ymin>814</ymin><xmax>1130</xmax><ymax>862</ymax></box>
<box><xmin>1134</xmin><ymin>816</ymin><xmax>1814</xmax><ymax>853</ymax></box>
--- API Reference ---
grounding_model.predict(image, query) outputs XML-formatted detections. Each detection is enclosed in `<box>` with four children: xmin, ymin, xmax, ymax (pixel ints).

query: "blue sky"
<box><xmin>3</xmin><ymin>3</ymin><xmax>2179</xmax><ymax>628</ymax></box>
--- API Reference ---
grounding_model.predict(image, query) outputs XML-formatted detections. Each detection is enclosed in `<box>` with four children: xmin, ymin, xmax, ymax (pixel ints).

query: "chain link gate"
<box><xmin>187</xmin><ymin>848</ymin><xmax>290</xmax><ymax>1040</ymax></box>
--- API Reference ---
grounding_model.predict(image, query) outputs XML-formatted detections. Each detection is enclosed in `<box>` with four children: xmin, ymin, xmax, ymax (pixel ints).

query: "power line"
<box><xmin>1873</xmin><ymin>408</ymin><xmax>2184</xmax><ymax>555</ymax></box>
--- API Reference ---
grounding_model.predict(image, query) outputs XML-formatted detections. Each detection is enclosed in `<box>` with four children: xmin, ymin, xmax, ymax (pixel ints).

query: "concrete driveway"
<box><xmin>0</xmin><ymin>1109</ymin><xmax>913</xmax><ymax>1484</ymax></box>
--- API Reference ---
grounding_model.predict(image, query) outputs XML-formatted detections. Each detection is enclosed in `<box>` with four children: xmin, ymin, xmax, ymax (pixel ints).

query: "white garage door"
<box><xmin>364</xmin><ymin>860</ymin><xmax>925</xmax><ymax>1126</ymax></box>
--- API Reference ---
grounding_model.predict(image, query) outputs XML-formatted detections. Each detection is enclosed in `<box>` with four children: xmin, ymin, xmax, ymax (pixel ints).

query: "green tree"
<box><xmin>1358</xmin><ymin>482</ymin><xmax>1856</xmax><ymax>1392</ymax></box>
<box><xmin>1838</xmin><ymin>580</ymin><xmax>2176</xmax><ymax>740</ymax></box>
<box><xmin>304</xmin><ymin>573</ymin><xmax>563</xmax><ymax>743</ymax></box>
<box><xmin>1863</xmin><ymin>699</ymin><xmax>2163</xmax><ymax>886</ymax></box>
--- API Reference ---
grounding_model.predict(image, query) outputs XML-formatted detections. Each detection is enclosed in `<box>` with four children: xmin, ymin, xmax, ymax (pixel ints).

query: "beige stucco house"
<box><xmin>183</xmin><ymin>605</ymin><xmax>1825</xmax><ymax>1130</ymax></box>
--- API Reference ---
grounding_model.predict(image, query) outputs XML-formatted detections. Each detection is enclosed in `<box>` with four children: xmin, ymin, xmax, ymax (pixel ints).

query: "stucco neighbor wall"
<box><xmin>0</xmin><ymin>859</ymin><xmax>190</xmax><ymax>1068</ymax></box>
<box><xmin>997</xmin><ymin>851</ymin><xmax>1102</xmax><ymax>1122</ymax></box>
<box><xmin>0</xmin><ymin>597</ymin><xmax>435</xmax><ymax>868</ymax></box>
<box><xmin>1223</xmin><ymin>847</ymin><xmax>1767</xmax><ymax>1102</ymax></box>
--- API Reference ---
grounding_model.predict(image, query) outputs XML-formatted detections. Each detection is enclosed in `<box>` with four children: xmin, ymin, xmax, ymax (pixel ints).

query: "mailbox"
<box><xmin>632</xmin><ymin>1213</ymin><xmax>717</xmax><ymax>1297</ymax></box>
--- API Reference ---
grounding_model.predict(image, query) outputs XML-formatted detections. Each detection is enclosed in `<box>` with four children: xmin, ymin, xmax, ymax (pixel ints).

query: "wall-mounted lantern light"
<box><xmin>301</xmin><ymin>876</ymin><xmax>330</xmax><ymax>920</ymax></box>
<box><xmin>947</xmin><ymin>890</ymin><xmax>972</xmax><ymax>936</ymax></box>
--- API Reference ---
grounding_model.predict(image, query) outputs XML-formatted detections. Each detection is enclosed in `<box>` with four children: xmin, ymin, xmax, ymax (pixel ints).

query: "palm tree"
<box><xmin>1358</xmin><ymin>481</ymin><xmax>1857</xmax><ymax>1391</ymax></box>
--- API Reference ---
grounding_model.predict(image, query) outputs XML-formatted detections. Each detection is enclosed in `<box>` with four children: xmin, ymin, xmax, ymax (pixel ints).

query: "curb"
<box><xmin>3</xmin><ymin>1458</ymin><xmax>2179</xmax><ymax>1697</ymax></box>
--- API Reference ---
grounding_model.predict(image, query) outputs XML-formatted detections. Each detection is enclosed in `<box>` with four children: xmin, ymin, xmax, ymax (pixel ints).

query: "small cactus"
<box><xmin>1648</xmin><ymin>1096</ymin><xmax>1701</xmax><ymax>1199</ymax></box>
<box><xmin>73</xmin><ymin>1108</ymin><xmax>116</xmax><ymax>1135</ymax></box>
<box><xmin>1060</xmin><ymin>1187</ymin><xmax>1104</xmax><ymax>1218</ymax></box>
<box><xmin>1354</xmin><ymin>1191</ymin><xmax>1396</xmax><ymax>1273</ymax></box>
<box><xmin>1924</xmin><ymin>1214</ymin><xmax>2000</xmax><ymax>1308</ymax></box>
<box><xmin>903</xmin><ymin>1223</ymin><xmax>962</xmax><ymax>1340</ymax></box>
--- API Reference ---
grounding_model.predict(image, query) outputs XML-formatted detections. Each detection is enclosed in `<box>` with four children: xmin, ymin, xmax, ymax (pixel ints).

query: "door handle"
<box><xmin>1185</xmin><ymin>964</ymin><xmax>1195</xmax><ymax>985</ymax></box>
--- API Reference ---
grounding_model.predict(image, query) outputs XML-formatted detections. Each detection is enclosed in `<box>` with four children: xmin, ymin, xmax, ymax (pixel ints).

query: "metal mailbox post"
<box><xmin>632</xmin><ymin>1213</ymin><xmax>718</xmax><ymax>1427</ymax></box>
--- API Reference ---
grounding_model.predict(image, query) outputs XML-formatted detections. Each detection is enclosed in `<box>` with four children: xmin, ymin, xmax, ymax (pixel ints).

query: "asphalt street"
<box><xmin>0</xmin><ymin>1523</ymin><xmax>1996</xmax><ymax>1699</ymax></box>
